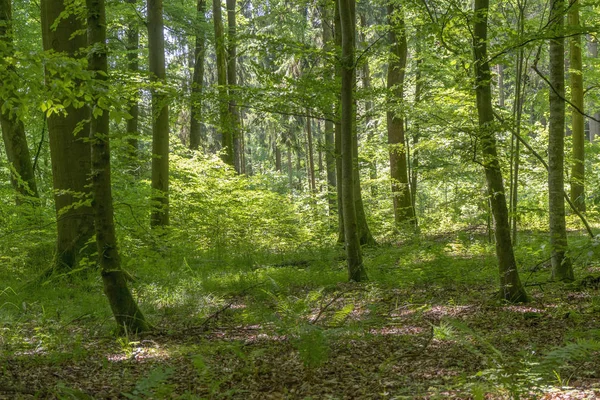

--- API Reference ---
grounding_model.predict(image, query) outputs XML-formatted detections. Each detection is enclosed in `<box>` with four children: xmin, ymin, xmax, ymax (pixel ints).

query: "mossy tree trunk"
<box><xmin>0</xmin><ymin>0</ymin><xmax>38</xmax><ymax>204</ymax></box>
<box><xmin>386</xmin><ymin>3</ymin><xmax>415</xmax><ymax>228</ymax></box>
<box><xmin>473</xmin><ymin>0</ymin><xmax>528</xmax><ymax>302</ymax></box>
<box><xmin>148</xmin><ymin>0</ymin><xmax>169</xmax><ymax>227</ymax></box>
<box><xmin>87</xmin><ymin>0</ymin><xmax>149</xmax><ymax>333</ymax></box>
<box><xmin>41</xmin><ymin>0</ymin><xmax>95</xmax><ymax>271</ymax></box>
<box><xmin>548</xmin><ymin>0</ymin><xmax>574</xmax><ymax>281</ymax></box>
<box><xmin>339</xmin><ymin>0</ymin><xmax>367</xmax><ymax>282</ymax></box>
<box><xmin>190</xmin><ymin>0</ymin><xmax>206</xmax><ymax>151</ymax></box>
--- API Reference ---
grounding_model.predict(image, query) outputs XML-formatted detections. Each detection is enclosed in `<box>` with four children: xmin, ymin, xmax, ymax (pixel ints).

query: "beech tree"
<box><xmin>87</xmin><ymin>0</ymin><xmax>148</xmax><ymax>332</ymax></box>
<box><xmin>148</xmin><ymin>0</ymin><xmax>169</xmax><ymax>227</ymax></box>
<box><xmin>569</xmin><ymin>0</ymin><xmax>584</xmax><ymax>212</ymax></box>
<box><xmin>41</xmin><ymin>0</ymin><xmax>95</xmax><ymax>271</ymax></box>
<box><xmin>190</xmin><ymin>0</ymin><xmax>206</xmax><ymax>151</ymax></box>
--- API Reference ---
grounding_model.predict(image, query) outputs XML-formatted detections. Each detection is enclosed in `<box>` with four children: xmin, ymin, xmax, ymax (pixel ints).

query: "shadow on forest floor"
<box><xmin>1</xmin><ymin>232</ymin><xmax>600</xmax><ymax>399</ymax></box>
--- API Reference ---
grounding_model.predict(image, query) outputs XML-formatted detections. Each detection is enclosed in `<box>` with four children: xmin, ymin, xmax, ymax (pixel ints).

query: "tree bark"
<box><xmin>213</xmin><ymin>0</ymin><xmax>233</xmax><ymax>165</ymax></box>
<box><xmin>0</xmin><ymin>0</ymin><xmax>38</xmax><ymax>204</ymax></box>
<box><xmin>339</xmin><ymin>0</ymin><xmax>367</xmax><ymax>282</ymax></box>
<box><xmin>360</xmin><ymin>13</ymin><xmax>377</xmax><ymax>197</ymax></box>
<box><xmin>41</xmin><ymin>0</ymin><xmax>94</xmax><ymax>270</ymax></box>
<box><xmin>569</xmin><ymin>0</ymin><xmax>585</xmax><ymax>212</ymax></box>
<box><xmin>306</xmin><ymin>112</ymin><xmax>316</xmax><ymax>193</ymax></box>
<box><xmin>125</xmin><ymin>0</ymin><xmax>139</xmax><ymax>161</ymax></box>
<box><xmin>226</xmin><ymin>0</ymin><xmax>242</xmax><ymax>172</ymax></box>
<box><xmin>473</xmin><ymin>0</ymin><xmax>528</xmax><ymax>302</ymax></box>
<box><xmin>148</xmin><ymin>0</ymin><xmax>169</xmax><ymax>227</ymax></box>
<box><xmin>387</xmin><ymin>4</ymin><xmax>415</xmax><ymax>227</ymax></box>
<box><xmin>548</xmin><ymin>0</ymin><xmax>574</xmax><ymax>281</ymax></box>
<box><xmin>334</xmin><ymin>0</ymin><xmax>344</xmax><ymax>244</ymax></box>
<box><xmin>87</xmin><ymin>0</ymin><xmax>149</xmax><ymax>332</ymax></box>
<box><xmin>190</xmin><ymin>0</ymin><xmax>206</xmax><ymax>151</ymax></box>
<box><xmin>322</xmin><ymin>3</ymin><xmax>337</xmax><ymax>215</ymax></box>
<box><xmin>588</xmin><ymin>37</ymin><xmax>599</xmax><ymax>142</ymax></box>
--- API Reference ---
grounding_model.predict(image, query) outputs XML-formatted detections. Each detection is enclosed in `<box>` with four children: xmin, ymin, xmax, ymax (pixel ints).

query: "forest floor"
<box><xmin>1</xmin><ymin>230</ymin><xmax>600</xmax><ymax>399</ymax></box>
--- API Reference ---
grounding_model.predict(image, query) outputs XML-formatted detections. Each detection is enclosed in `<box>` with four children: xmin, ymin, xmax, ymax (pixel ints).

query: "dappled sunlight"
<box><xmin>368</xmin><ymin>326</ymin><xmax>426</xmax><ymax>336</ymax></box>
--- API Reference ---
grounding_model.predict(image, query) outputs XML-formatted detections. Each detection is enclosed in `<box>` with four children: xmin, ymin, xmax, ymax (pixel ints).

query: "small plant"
<box><xmin>122</xmin><ymin>367</ymin><xmax>175</xmax><ymax>399</ymax></box>
<box><xmin>294</xmin><ymin>324</ymin><xmax>329</xmax><ymax>369</ymax></box>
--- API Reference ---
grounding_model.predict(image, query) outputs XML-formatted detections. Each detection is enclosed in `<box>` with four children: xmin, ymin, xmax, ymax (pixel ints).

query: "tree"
<box><xmin>227</xmin><ymin>0</ymin><xmax>243</xmax><ymax>173</ymax></box>
<box><xmin>87</xmin><ymin>0</ymin><xmax>149</xmax><ymax>333</ymax></box>
<box><xmin>339</xmin><ymin>0</ymin><xmax>367</xmax><ymax>282</ymax></box>
<box><xmin>473</xmin><ymin>0</ymin><xmax>528</xmax><ymax>302</ymax></box>
<box><xmin>148</xmin><ymin>0</ymin><xmax>169</xmax><ymax>227</ymax></box>
<box><xmin>213</xmin><ymin>0</ymin><xmax>233</xmax><ymax>166</ymax></box>
<box><xmin>190</xmin><ymin>0</ymin><xmax>206</xmax><ymax>151</ymax></box>
<box><xmin>548</xmin><ymin>0</ymin><xmax>573</xmax><ymax>281</ymax></box>
<box><xmin>569</xmin><ymin>0</ymin><xmax>584</xmax><ymax>212</ymax></box>
<box><xmin>0</xmin><ymin>0</ymin><xmax>38</xmax><ymax>203</ymax></box>
<box><xmin>386</xmin><ymin>2</ymin><xmax>415</xmax><ymax>227</ymax></box>
<box><xmin>125</xmin><ymin>0</ymin><xmax>140</xmax><ymax>160</ymax></box>
<box><xmin>41</xmin><ymin>0</ymin><xmax>95</xmax><ymax>271</ymax></box>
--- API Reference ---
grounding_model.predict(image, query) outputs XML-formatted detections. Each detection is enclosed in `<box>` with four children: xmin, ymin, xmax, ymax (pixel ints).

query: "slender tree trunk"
<box><xmin>497</xmin><ymin>64</ymin><xmax>505</xmax><ymax>107</ymax></box>
<box><xmin>0</xmin><ymin>0</ymin><xmax>38</xmax><ymax>204</ymax></box>
<box><xmin>387</xmin><ymin>4</ymin><xmax>415</xmax><ymax>227</ymax></box>
<box><xmin>569</xmin><ymin>0</ymin><xmax>585</xmax><ymax>212</ymax></box>
<box><xmin>548</xmin><ymin>0</ymin><xmax>574</xmax><ymax>281</ymax></box>
<box><xmin>41</xmin><ymin>0</ymin><xmax>94</xmax><ymax>270</ymax></box>
<box><xmin>360</xmin><ymin>13</ymin><xmax>377</xmax><ymax>197</ymax></box>
<box><xmin>148</xmin><ymin>0</ymin><xmax>169</xmax><ymax>227</ymax></box>
<box><xmin>87</xmin><ymin>0</ymin><xmax>149</xmax><ymax>333</ymax></box>
<box><xmin>334</xmin><ymin>0</ymin><xmax>344</xmax><ymax>243</ymax></box>
<box><xmin>306</xmin><ymin>111</ymin><xmax>316</xmax><ymax>193</ymax></box>
<box><xmin>125</xmin><ymin>0</ymin><xmax>139</xmax><ymax>160</ymax></box>
<box><xmin>411</xmin><ymin>28</ymin><xmax>422</xmax><ymax>216</ymax></box>
<box><xmin>275</xmin><ymin>141</ymin><xmax>282</xmax><ymax>171</ymax></box>
<box><xmin>190</xmin><ymin>0</ymin><xmax>206</xmax><ymax>150</ymax></box>
<box><xmin>474</xmin><ymin>0</ymin><xmax>528</xmax><ymax>302</ymax></box>
<box><xmin>322</xmin><ymin>3</ymin><xmax>337</xmax><ymax>214</ymax></box>
<box><xmin>339</xmin><ymin>0</ymin><xmax>366</xmax><ymax>282</ymax></box>
<box><xmin>588</xmin><ymin>37</ymin><xmax>599</xmax><ymax>141</ymax></box>
<box><xmin>352</xmin><ymin>125</ymin><xmax>375</xmax><ymax>245</ymax></box>
<box><xmin>226</xmin><ymin>0</ymin><xmax>242</xmax><ymax>172</ymax></box>
<box><xmin>213</xmin><ymin>0</ymin><xmax>233</xmax><ymax>165</ymax></box>
<box><xmin>287</xmin><ymin>147</ymin><xmax>293</xmax><ymax>190</ymax></box>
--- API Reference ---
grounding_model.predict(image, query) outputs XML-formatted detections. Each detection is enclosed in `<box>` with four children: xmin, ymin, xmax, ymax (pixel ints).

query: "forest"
<box><xmin>1</xmin><ymin>0</ymin><xmax>600</xmax><ymax>398</ymax></box>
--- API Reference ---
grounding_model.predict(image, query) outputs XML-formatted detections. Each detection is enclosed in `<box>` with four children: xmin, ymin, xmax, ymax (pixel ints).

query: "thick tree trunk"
<box><xmin>569</xmin><ymin>1</ymin><xmax>585</xmax><ymax>212</ymax></box>
<box><xmin>548</xmin><ymin>0</ymin><xmax>574</xmax><ymax>281</ymax></box>
<box><xmin>226</xmin><ymin>0</ymin><xmax>242</xmax><ymax>173</ymax></box>
<box><xmin>41</xmin><ymin>0</ymin><xmax>94</xmax><ymax>270</ymax></box>
<box><xmin>474</xmin><ymin>0</ymin><xmax>528</xmax><ymax>302</ymax></box>
<box><xmin>339</xmin><ymin>0</ymin><xmax>367</xmax><ymax>282</ymax></box>
<box><xmin>190</xmin><ymin>0</ymin><xmax>206</xmax><ymax>151</ymax></box>
<box><xmin>386</xmin><ymin>4</ymin><xmax>415</xmax><ymax>227</ymax></box>
<box><xmin>148</xmin><ymin>0</ymin><xmax>169</xmax><ymax>227</ymax></box>
<box><xmin>87</xmin><ymin>0</ymin><xmax>148</xmax><ymax>332</ymax></box>
<box><xmin>0</xmin><ymin>0</ymin><xmax>38</xmax><ymax>204</ymax></box>
<box><xmin>213</xmin><ymin>0</ymin><xmax>233</xmax><ymax>165</ymax></box>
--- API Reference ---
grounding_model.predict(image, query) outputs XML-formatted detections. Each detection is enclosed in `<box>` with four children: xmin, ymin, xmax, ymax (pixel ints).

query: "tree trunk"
<box><xmin>497</xmin><ymin>64</ymin><xmax>505</xmax><ymax>107</ymax></box>
<box><xmin>569</xmin><ymin>1</ymin><xmax>585</xmax><ymax>212</ymax></box>
<box><xmin>548</xmin><ymin>0</ymin><xmax>574</xmax><ymax>281</ymax></box>
<box><xmin>306</xmin><ymin>112</ymin><xmax>316</xmax><ymax>193</ymax></box>
<box><xmin>360</xmin><ymin>13</ymin><xmax>377</xmax><ymax>197</ymax></box>
<box><xmin>213</xmin><ymin>0</ymin><xmax>233</xmax><ymax>165</ymax></box>
<box><xmin>190</xmin><ymin>0</ymin><xmax>206</xmax><ymax>150</ymax></box>
<box><xmin>0</xmin><ymin>0</ymin><xmax>38</xmax><ymax>204</ymax></box>
<box><xmin>41</xmin><ymin>0</ymin><xmax>94</xmax><ymax>270</ymax></box>
<box><xmin>339</xmin><ymin>0</ymin><xmax>367</xmax><ymax>282</ymax></box>
<box><xmin>226</xmin><ymin>0</ymin><xmax>242</xmax><ymax>173</ymax></box>
<box><xmin>275</xmin><ymin>142</ymin><xmax>282</xmax><ymax>171</ymax></box>
<box><xmin>473</xmin><ymin>0</ymin><xmax>528</xmax><ymax>302</ymax></box>
<box><xmin>148</xmin><ymin>0</ymin><xmax>169</xmax><ymax>227</ymax></box>
<box><xmin>87</xmin><ymin>0</ymin><xmax>149</xmax><ymax>333</ymax></box>
<box><xmin>322</xmin><ymin>3</ymin><xmax>337</xmax><ymax>214</ymax></box>
<box><xmin>588</xmin><ymin>37</ymin><xmax>599</xmax><ymax>141</ymax></box>
<box><xmin>125</xmin><ymin>0</ymin><xmax>139</xmax><ymax>161</ymax></box>
<box><xmin>334</xmin><ymin>0</ymin><xmax>344</xmax><ymax>244</ymax></box>
<box><xmin>386</xmin><ymin>4</ymin><xmax>415</xmax><ymax>227</ymax></box>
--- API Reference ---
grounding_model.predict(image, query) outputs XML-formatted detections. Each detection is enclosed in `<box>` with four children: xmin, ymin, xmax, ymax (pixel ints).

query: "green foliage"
<box><xmin>122</xmin><ymin>367</ymin><xmax>175</xmax><ymax>399</ymax></box>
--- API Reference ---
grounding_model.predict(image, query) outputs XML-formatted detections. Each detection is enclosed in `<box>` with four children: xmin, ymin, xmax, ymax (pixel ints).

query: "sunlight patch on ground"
<box><xmin>503</xmin><ymin>305</ymin><xmax>547</xmax><ymax>313</ymax></box>
<box><xmin>106</xmin><ymin>342</ymin><xmax>170</xmax><ymax>362</ymax></box>
<box><xmin>424</xmin><ymin>305</ymin><xmax>477</xmax><ymax>318</ymax></box>
<box><xmin>368</xmin><ymin>326</ymin><xmax>425</xmax><ymax>336</ymax></box>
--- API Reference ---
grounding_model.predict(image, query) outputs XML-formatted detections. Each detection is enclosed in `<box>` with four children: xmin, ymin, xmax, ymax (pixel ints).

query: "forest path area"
<box><xmin>1</xmin><ymin>232</ymin><xmax>600</xmax><ymax>399</ymax></box>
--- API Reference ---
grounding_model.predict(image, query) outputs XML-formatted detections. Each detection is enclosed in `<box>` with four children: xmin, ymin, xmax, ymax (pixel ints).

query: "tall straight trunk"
<box><xmin>588</xmin><ymin>37</ymin><xmax>599</xmax><ymax>142</ymax></box>
<box><xmin>317</xmin><ymin>131</ymin><xmax>324</xmax><ymax>191</ymax></box>
<box><xmin>339</xmin><ymin>0</ymin><xmax>367</xmax><ymax>282</ymax></box>
<box><xmin>497</xmin><ymin>64</ymin><xmax>505</xmax><ymax>107</ymax></box>
<box><xmin>306</xmin><ymin>112</ymin><xmax>316</xmax><ymax>193</ymax></box>
<box><xmin>360</xmin><ymin>13</ymin><xmax>377</xmax><ymax>197</ymax></box>
<box><xmin>226</xmin><ymin>0</ymin><xmax>242</xmax><ymax>172</ymax></box>
<box><xmin>275</xmin><ymin>142</ymin><xmax>282</xmax><ymax>171</ymax></box>
<box><xmin>548</xmin><ymin>0</ymin><xmax>574</xmax><ymax>281</ymax></box>
<box><xmin>322</xmin><ymin>3</ymin><xmax>337</xmax><ymax>214</ymax></box>
<box><xmin>148</xmin><ymin>0</ymin><xmax>169</xmax><ymax>227</ymax></box>
<box><xmin>473</xmin><ymin>0</ymin><xmax>528</xmax><ymax>302</ymax></box>
<box><xmin>213</xmin><ymin>0</ymin><xmax>233</xmax><ymax>165</ymax></box>
<box><xmin>41</xmin><ymin>0</ymin><xmax>94</xmax><ymax>270</ymax></box>
<box><xmin>125</xmin><ymin>0</ymin><xmax>139</xmax><ymax>160</ymax></box>
<box><xmin>190</xmin><ymin>0</ymin><xmax>206</xmax><ymax>150</ymax></box>
<box><xmin>0</xmin><ymin>0</ymin><xmax>38</xmax><ymax>203</ymax></box>
<box><xmin>569</xmin><ymin>0</ymin><xmax>585</xmax><ymax>211</ymax></box>
<box><xmin>334</xmin><ymin>0</ymin><xmax>344</xmax><ymax>243</ymax></box>
<box><xmin>87</xmin><ymin>0</ymin><xmax>148</xmax><ymax>332</ymax></box>
<box><xmin>352</xmin><ymin>124</ymin><xmax>375</xmax><ymax>245</ymax></box>
<box><xmin>386</xmin><ymin>4</ymin><xmax>415</xmax><ymax>227</ymax></box>
<box><xmin>287</xmin><ymin>147</ymin><xmax>293</xmax><ymax>190</ymax></box>
<box><xmin>411</xmin><ymin>27</ymin><xmax>422</xmax><ymax>215</ymax></box>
